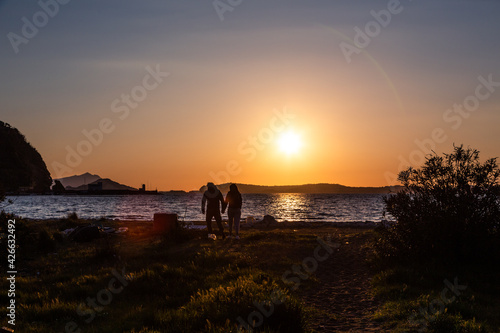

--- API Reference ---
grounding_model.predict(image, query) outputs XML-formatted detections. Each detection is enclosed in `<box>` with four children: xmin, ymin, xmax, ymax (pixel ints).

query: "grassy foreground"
<box><xmin>371</xmin><ymin>257</ymin><xmax>500</xmax><ymax>332</ymax></box>
<box><xmin>0</xmin><ymin>215</ymin><xmax>335</xmax><ymax>332</ymax></box>
<box><xmin>1</xmin><ymin>214</ymin><xmax>499</xmax><ymax>332</ymax></box>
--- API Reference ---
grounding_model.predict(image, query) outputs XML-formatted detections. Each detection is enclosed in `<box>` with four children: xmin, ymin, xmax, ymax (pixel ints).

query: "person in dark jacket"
<box><xmin>202</xmin><ymin>182</ymin><xmax>226</xmax><ymax>240</ymax></box>
<box><xmin>225</xmin><ymin>183</ymin><xmax>242</xmax><ymax>239</ymax></box>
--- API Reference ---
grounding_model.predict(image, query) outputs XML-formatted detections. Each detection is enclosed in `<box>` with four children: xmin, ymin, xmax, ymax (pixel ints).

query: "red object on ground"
<box><xmin>153</xmin><ymin>213</ymin><xmax>178</xmax><ymax>233</ymax></box>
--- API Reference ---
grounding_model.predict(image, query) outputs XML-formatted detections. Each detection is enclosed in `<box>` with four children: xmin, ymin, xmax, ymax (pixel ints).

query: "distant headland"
<box><xmin>46</xmin><ymin>173</ymin><xmax>405</xmax><ymax>195</ymax></box>
<box><xmin>58</xmin><ymin>174</ymin><xmax>401</xmax><ymax>194</ymax></box>
<box><xmin>54</xmin><ymin>173</ymin><xmax>159</xmax><ymax>195</ymax></box>
<box><xmin>199</xmin><ymin>183</ymin><xmax>401</xmax><ymax>194</ymax></box>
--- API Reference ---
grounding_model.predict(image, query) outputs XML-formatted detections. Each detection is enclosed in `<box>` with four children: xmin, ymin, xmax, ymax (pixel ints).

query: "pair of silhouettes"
<box><xmin>201</xmin><ymin>183</ymin><xmax>242</xmax><ymax>240</ymax></box>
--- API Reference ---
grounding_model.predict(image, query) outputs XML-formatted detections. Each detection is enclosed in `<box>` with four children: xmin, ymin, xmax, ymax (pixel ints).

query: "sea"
<box><xmin>2</xmin><ymin>193</ymin><xmax>392</xmax><ymax>223</ymax></box>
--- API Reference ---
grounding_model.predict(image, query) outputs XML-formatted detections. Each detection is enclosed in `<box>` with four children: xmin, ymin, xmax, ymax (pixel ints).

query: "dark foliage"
<box><xmin>0</xmin><ymin>212</ymin><xmax>58</xmax><ymax>260</ymax></box>
<box><xmin>54</xmin><ymin>211</ymin><xmax>84</xmax><ymax>231</ymax></box>
<box><xmin>378</xmin><ymin>145</ymin><xmax>500</xmax><ymax>264</ymax></box>
<box><xmin>0</xmin><ymin>121</ymin><xmax>52</xmax><ymax>193</ymax></box>
<box><xmin>37</xmin><ymin>228</ymin><xmax>56</xmax><ymax>253</ymax></box>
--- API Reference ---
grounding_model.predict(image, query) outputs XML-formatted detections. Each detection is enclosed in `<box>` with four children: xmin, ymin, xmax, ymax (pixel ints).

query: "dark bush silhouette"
<box><xmin>37</xmin><ymin>228</ymin><xmax>56</xmax><ymax>253</ymax></box>
<box><xmin>0</xmin><ymin>211</ymin><xmax>57</xmax><ymax>259</ymax></box>
<box><xmin>378</xmin><ymin>145</ymin><xmax>500</xmax><ymax>264</ymax></box>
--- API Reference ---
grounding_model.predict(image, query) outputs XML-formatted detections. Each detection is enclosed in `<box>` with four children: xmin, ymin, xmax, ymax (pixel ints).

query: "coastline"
<box><xmin>25</xmin><ymin>218</ymin><xmax>384</xmax><ymax>228</ymax></box>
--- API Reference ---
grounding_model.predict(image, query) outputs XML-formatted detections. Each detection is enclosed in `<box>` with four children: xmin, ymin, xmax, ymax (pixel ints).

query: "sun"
<box><xmin>277</xmin><ymin>130</ymin><xmax>303</xmax><ymax>155</ymax></box>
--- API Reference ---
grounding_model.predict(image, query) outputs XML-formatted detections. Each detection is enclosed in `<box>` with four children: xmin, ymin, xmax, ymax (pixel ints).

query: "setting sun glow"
<box><xmin>277</xmin><ymin>130</ymin><xmax>303</xmax><ymax>155</ymax></box>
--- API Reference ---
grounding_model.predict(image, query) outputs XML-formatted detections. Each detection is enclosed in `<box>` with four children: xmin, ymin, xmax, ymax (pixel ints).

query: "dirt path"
<box><xmin>300</xmin><ymin>229</ymin><xmax>382</xmax><ymax>332</ymax></box>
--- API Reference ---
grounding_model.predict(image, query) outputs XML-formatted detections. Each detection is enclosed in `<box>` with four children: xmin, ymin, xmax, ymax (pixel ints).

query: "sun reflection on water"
<box><xmin>4</xmin><ymin>193</ymin><xmax>388</xmax><ymax>222</ymax></box>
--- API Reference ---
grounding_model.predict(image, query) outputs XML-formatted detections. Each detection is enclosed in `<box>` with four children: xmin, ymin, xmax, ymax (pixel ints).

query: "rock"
<box><xmin>256</xmin><ymin>215</ymin><xmax>278</xmax><ymax>227</ymax></box>
<box><xmin>0</xmin><ymin>121</ymin><xmax>52</xmax><ymax>193</ymax></box>
<box><xmin>52</xmin><ymin>180</ymin><xmax>66</xmax><ymax>194</ymax></box>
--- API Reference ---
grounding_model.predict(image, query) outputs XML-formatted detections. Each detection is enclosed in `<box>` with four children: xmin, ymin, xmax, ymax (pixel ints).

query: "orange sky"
<box><xmin>2</xmin><ymin>2</ymin><xmax>500</xmax><ymax>191</ymax></box>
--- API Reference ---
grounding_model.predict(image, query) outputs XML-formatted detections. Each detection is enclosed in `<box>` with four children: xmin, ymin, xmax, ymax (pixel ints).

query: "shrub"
<box><xmin>57</xmin><ymin>211</ymin><xmax>83</xmax><ymax>230</ymax></box>
<box><xmin>162</xmin><ymin>274</ymin><xmax>306</xmax><ymax>332</ymax></box>
<box><xmin>428</xmin><ymin>313</ymin><xmax>487</xmax><ymax>333</ymax></box>
<box><xmin>67</xmin><ymin>211</ymin><xmax>79</xmax><ymax>222</ymax></box>
<box><xmin>378</xmin><ymin>145</ymin><xmax>500</xmax><ymax>264</ymax></box>
<box><xmin>37</xmin><ymin>228</ymin><xmax>56</xmax><ymax>253</ymax></box>
<box><xmin>53</xmin><ymin>231</ymin><xmax>64</xmax><ymax>243</ymax></box>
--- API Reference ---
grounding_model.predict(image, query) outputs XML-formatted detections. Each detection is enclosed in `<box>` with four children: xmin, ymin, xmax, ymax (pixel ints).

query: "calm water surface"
<box><xmin>3</xmin><ymin>193</ymin><xmax>390</xmax><ymax>222</ymax></box>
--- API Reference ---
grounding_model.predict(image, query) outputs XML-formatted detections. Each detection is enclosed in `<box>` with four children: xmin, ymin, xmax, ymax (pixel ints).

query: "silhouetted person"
<box><xmin>202</xmin><ymin>182</ymin><xmax>226</xmax><ymax>240</ymax></box>
<box><xmin>225</xmin><ymin>183</ymin><xmax>242</xmax><ymax>239</ymax></box>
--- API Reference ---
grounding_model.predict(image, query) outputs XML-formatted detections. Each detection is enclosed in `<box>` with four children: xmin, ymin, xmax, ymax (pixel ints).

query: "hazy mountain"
<box><xmin>66</xmin><ymin>178</ymin><xmax>138</xmax><ymax>191</ymax></box>
<box><xmin>200</xmin><ymin>183</ymin><xmax>402</xmax><ymax>194</ymax></box>
<box><xmin>55</xmin><ymin>172</ymin><xmax>101</xmax><ymax>189</ymax></box>
<box><xmin>0</xmin><ymin>121</ymin><xmax>52</xmax><ymax>193</ymax></box>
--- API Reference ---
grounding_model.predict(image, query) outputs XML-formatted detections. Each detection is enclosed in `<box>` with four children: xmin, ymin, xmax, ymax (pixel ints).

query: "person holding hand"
<box><xmin>202</xmin><ymin>182</ymin><xmax>226</xmax><ymax>240</ymax></box>
<box><xmin>225</xmin><ymin>183</ymin><xmax>242</xmax><ymax>239</ymax></box>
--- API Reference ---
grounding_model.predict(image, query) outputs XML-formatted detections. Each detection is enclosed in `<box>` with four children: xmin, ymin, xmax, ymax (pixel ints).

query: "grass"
<box><xmin>2</xmin><ymin>212</ymin><xmax>499</xmax><ymax>332</ymax></box>
<box><xmin>370</xmin><ymin>256</ymin><xmax>500</xmax><ymax>332</ymax></box>
<box><xmin>0</xmin><ymin>213</ymin><xmax>320</xmax><ymax>332</ymax></box>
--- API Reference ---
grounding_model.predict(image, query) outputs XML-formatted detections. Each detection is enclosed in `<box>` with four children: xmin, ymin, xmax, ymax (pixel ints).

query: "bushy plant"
<box><xmin>428</xmin><ymin>313</ymin><xmax>487</xmax><ymax>333</ymax></box>
<box><xmin>37</xmin><ymin>228</ymin><xmax>56</xmax><ymax>253</ymax></box>
<box><xmin>160</xmin><ymin>274</ymin><xmax>305</xmax><ymax>332</ymax></box>
<box><xmin>378</xmin><ymin>145</ymin><xmax>500</xmax><ymax>263</ymax></box>
<box><xmin>0</xmin><ymin>212</ymin><xmax>58</xmax><ymax>259</ymax></box>
<box><xmin>56</xmin><ymin>211</ymin><xmax>83</xmax><ymax>230</ymax></box>
<box><xmin>67</xmin><ymin>211</ymin><xmax>79</xmax><ymax>222</ymax></box>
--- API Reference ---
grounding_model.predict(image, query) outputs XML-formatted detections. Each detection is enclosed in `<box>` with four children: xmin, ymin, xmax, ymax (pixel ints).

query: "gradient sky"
<box><xmin>1</xmin><ymin>0</ymin><xmax>500</xmax><ymax>191</ymax></box>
